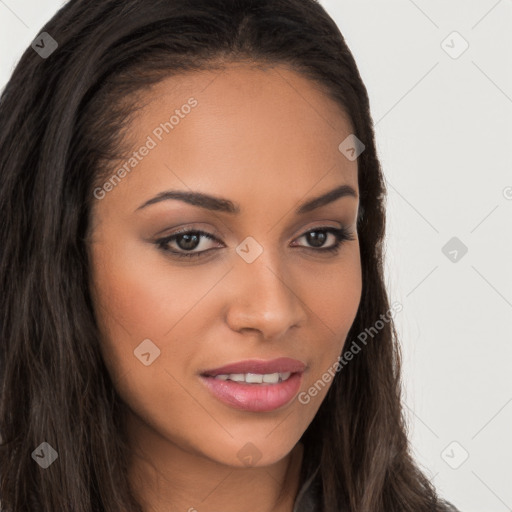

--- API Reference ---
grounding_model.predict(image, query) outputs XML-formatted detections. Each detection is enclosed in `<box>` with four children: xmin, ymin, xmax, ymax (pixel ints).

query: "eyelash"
<box><xmin>155</xmin><ymin>226</ymin><xmax>355</xmax><ymax>260</ymax></box>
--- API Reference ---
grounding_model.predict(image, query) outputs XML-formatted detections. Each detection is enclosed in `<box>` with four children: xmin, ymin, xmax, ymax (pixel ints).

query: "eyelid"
<box><xmin>154</xmin><ymin>222</ymin><xmax>354</xmax><ymax>259</ymax></box>
<box><xmin>158</xmin><ymin>221</ymin><xmax>346</xmax><ymax>244</ymax></box>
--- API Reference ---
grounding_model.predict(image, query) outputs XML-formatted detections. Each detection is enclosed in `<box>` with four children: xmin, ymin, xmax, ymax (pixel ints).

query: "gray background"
<box><xmin>1</xmin><ymin>0</ymin><xmax>511</xmax><ymax>510</ymax></box>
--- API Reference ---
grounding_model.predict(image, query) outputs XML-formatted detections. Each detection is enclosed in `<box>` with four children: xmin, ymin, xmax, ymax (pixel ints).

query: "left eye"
<box><xmin>155</xmin><ymin>226</ymin><xmax>354</xmax><ymax>259</ymax></box>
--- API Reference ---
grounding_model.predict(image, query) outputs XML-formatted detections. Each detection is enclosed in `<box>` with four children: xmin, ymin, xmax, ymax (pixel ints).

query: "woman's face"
<box><xmin>87</xmin><ymin>63</ymin><xmax>362</xmax><ymax>469</ymax></box>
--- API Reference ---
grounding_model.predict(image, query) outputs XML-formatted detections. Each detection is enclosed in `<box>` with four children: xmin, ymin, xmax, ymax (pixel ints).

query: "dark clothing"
<box><xmin>292</xmin><ymin>461</ymin><xmax>321</xmax><ymax>512</ymax></box>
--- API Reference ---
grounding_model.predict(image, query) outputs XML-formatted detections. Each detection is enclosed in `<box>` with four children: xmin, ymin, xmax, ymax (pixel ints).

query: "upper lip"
<box><xmin>201</xmin><ymin>357</ymin><xmax>306</xmax><ymax>377</ymax></box>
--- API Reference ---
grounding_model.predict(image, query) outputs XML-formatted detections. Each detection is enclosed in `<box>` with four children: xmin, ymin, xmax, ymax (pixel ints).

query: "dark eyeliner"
<box><xmin>155</xmin><ymin>226</ymin><xmax>355</xmax><ymax>259</ymax></box>
<box><xmin>155</xmin><ymin>229</ymin><xmax>220</xmax><ymax>259</ymax></box>
<box><xmin>314</xmin><ymin>226</ymin><xmax>355</xmax><ymax>255</ymax></box>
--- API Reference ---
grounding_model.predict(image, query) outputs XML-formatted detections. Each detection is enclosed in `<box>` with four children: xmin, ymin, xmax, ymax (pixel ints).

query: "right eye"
<box><xmin>155</xmin><ymin>229</ymin><xmax>223</xmax><ymax>259</ymax></box>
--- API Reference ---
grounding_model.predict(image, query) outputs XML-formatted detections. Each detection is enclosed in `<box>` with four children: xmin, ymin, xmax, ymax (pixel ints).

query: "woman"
<box><xmin>0</xmin><ymin>0</ymin><xmax>460</xmax><ymax>510</ymax></box>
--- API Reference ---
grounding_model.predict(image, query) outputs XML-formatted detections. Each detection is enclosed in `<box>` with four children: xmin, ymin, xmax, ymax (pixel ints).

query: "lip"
<box><xmin>200</xmin><ymin>372</ymin><xmax>304</xmax><ymax>412</ymax></box>
<box><xmin>200</xmin><ymin>357</ymin><xmax>306</xmax><ymax>377</ymax></box>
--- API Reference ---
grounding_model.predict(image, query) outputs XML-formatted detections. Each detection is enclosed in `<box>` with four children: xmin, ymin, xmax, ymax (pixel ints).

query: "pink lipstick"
<box><xmin>199</xmin><ymin>357</ymin><xmax>306</xmax><ymax>412</ymax></box>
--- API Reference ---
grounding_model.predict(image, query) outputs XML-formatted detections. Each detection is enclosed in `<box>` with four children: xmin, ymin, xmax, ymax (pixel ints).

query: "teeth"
<box><xmin>246</xmin><ymin>373</ymin><xmax>263</xmax><ymax>383</ymax></box>
<box><xmin>213</xmin><ymin>372</ymin><xmax>292</xmax><ymax>384</ymax></box>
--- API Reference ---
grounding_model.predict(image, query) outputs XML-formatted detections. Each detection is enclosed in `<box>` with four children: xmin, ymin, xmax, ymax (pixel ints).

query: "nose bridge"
<box><xmin>225</xmin><ymin>243</ymin><xmax>305</xmax><ymax>337</ymax></box>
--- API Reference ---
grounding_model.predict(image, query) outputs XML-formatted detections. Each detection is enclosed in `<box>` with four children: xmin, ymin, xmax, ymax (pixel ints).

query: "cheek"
<box><xmin>88</xmin><ymin>238</ymin><xmax>220</xmax><ymax>447</ymax></box>
<box><xmin>297</xmin><ymin>248</ymin><xmax>362</xmax><ymax>403</ymax></box>
<box><xmin>89</xmin><ymin>223</ymin><xmax>187</xmax><ymax>324</ymax></box>
<box><xmin>304</xmin><ymin>246</ymin><xmax>362</xmax><ymax>341</ymax></box>
<box><xmin>88</xmin><ymin>233</ymin><xmax>245</xmax><ymax>400</ymax></box>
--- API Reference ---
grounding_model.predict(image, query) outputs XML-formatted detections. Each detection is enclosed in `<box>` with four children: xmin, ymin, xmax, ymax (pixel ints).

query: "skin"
<box><xmin>86</xmin><ymin>62</ymin><xmax>362</xmax><ymax>512</ymax></box>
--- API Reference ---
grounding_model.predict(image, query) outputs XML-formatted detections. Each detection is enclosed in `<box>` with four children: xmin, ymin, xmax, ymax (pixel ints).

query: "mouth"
<box><xmin>199</xmin><ymin>358</ymin><xmax>306</xmax><ymax>412</ymax></box>
<box><xmin>200</xmin><ymin>357</ymin><xmax>306</xmax><ymax>378</ymax></box>
<box><xmin>204</xmin><ymin>371</ymin><xmax>295</xmax><ymax>384</ymax></box>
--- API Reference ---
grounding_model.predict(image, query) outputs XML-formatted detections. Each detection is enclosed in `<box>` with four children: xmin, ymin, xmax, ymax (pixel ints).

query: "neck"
<box><xmin>125</xmin><ymin>411</ymin><xmax>305</xmax><ymax>512</ymax></box>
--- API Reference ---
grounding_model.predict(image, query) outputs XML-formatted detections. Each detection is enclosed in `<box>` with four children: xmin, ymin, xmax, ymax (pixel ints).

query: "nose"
<box><xmin>223</xmin><ymin>250</ymin><xmax>307</xmax><ymax>340</ymax></box>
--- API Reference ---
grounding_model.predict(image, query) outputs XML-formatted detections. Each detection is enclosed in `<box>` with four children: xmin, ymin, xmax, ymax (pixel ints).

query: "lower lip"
<box><xmin>200</xmin><ymin>373</ymin><xmax>303</xmax><ymax>412</ymax></box>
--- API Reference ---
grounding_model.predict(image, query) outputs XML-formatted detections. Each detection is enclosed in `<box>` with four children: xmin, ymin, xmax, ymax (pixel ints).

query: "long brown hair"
<box><xmin>0</xmin><ymin>0</ymin><xmax>450</xmax><ymax>510</ymax></box>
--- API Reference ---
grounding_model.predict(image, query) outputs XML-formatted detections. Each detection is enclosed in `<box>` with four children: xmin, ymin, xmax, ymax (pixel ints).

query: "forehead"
<box><xmin>137</xmin><ymin>61</ymin><xmax>352</xmax><ymax>127</ymax></box>
<box><xmin>96</xmin><ymin>62</ymin><xmax>359</xmax><ymax>216</ymax></box>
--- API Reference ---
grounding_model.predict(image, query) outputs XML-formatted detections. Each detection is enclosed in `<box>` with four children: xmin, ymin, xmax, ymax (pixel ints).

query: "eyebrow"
<box><xmin>135</xmin><ymin>184</ymin><xmax>357</xmax><ymax>215</ymax></box>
